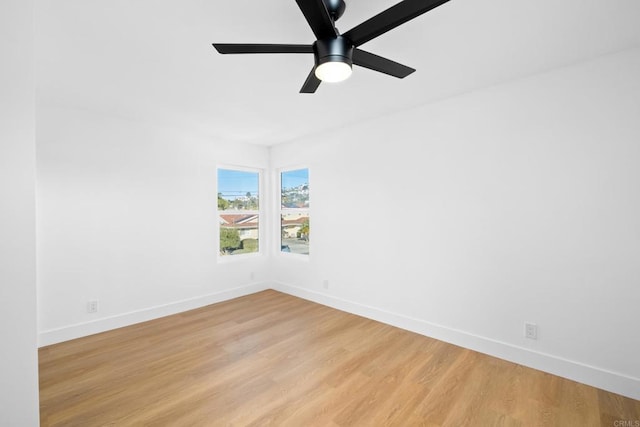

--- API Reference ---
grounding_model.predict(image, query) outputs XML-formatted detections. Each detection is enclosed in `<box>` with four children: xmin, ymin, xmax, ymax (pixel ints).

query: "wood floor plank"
<box><xmin>39</xmin><ymin>290</ymin><xmax>640</xmax><ymax>426</ymax></box>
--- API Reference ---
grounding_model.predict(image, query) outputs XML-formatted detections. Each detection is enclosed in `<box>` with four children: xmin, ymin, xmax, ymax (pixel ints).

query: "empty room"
<box><xmin>2</xmin><ymin>0</ymin><xmax>640</xmax><ymax>425</ymax></box>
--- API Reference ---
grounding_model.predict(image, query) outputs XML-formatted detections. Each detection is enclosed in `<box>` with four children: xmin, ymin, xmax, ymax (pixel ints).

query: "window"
<box><xmin>280</xmin><ymin>168</ymin><xmax>309</xmax><ymax>255</ymax></box>
<box><xmin>217</xmin><ymin>167</ymin><xmax>261</xmax><ymax>257</ymax></box>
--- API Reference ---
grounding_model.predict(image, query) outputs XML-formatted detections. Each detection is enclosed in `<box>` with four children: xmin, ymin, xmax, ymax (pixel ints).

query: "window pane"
<box><xmin>219</xmin><ymin>214</ymin><xmax>259</xmax><ymax>256</ymax></box>
<box><xmin>281</xmin><ymin>213</ymin><xmax>309</xmax><ymax>255</ymax></box>
<box><xmin>281</xmin><ymin>169</ymin><xmax>309</xmax><ymax>208</ymax></box>
<box><xmin>218</xmin><ymin>169</ymin><xmax>259</xmax><ymax>211</ymax></box>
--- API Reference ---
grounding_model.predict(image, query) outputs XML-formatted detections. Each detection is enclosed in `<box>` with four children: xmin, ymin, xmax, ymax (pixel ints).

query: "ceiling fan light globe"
<box><xmin>315</xmin><ymin>61</ymin><xmax>352</xmax><ymax>82</ymax></box>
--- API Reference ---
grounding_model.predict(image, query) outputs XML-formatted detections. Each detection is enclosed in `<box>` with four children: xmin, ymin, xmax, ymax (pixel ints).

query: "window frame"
<box><xmin>216</xmin><ymin>165</ymin><xmax>264</xmax><ymax>262</ymax></box>
<box><xmin>278</xmin><ymin>166</ymin><xmax>310</xmax><ymax>258</ymax></box>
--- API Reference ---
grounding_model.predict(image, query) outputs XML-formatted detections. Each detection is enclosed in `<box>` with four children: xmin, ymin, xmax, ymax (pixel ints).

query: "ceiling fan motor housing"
<box><xmin>313</xmin><ymin>36</ymin><xmax>354</xmax><ymax>68</ymax></box>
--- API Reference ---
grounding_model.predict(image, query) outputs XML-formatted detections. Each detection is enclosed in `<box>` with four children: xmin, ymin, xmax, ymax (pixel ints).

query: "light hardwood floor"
<box><xmin>39</xmin><ymin>290</ymin><xmax>639</xmax><ymax>426</ymax></box>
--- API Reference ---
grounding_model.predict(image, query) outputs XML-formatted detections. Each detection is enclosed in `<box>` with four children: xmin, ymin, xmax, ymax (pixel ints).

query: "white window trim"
<box><xmin>217</xmin><ymin>164</ymin><xmax>264</xmax><ymax>262</ymax></box>
<box><xmin>278</xmin><ymin>166</ymin><xmax>310</xmax><ymax>259</ymax></box>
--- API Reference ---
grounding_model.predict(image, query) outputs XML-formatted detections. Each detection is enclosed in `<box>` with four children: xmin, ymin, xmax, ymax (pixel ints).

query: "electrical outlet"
<box><xmin>250</xmin><ymin>271</ymin><xmax>255</xmax><ymax>281</ymax></box>
<box><xmin>323</xmin><ymin>280</ymin><xmax>329</xmax><ymax>289</ymax></box>
<box><xmin>525</xmin><ymin>322</ymin><xmax>538</xmax><ymax>340</ymax></box>
<box><xmin>87</xmin><ymin>300</ymin><xmax>98</xmax><ymax>313</ymax></box>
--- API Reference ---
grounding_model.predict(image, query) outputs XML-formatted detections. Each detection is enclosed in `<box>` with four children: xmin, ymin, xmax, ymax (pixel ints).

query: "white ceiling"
<box><xmin>36</xmin><ymin>0</ymin><xmax>640</xmax><ymax>146</ymax></box>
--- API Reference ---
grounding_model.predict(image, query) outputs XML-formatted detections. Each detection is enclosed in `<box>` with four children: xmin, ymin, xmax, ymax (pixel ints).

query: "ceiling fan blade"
<box><xmin>343</xmin><ymin>0</ymin><xmax>451</xmax><ymax>47</ymax></box>
<box><xmin>295</xmin><ymin>0</ymin><xmax>338</xmax><ymax>40</ymax></box>
<box><xmin>353</xmin><ymin>49</ymin><xmax>415</xmax><ymax>78</ymax></box>
<box><xmin>300</xmin><ymin>67</ymin><xmax>321</xmax><ymax>93</ymax></box>
<box><xmin>212</xmin><ymin>44</ymin><xmax>313</xmax><ymax>54</ymax></box>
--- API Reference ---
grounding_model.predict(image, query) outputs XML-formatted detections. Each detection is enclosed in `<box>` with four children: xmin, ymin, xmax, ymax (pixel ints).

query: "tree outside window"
<box><xmin>280</xmin><ymin>168</ymin><xmax>309</xmax><ymax>255</ymax></box>
<box><xmin>218</xmin><ymin>168</ymin><xmax>260</xmax><ymax>256</ymax></box>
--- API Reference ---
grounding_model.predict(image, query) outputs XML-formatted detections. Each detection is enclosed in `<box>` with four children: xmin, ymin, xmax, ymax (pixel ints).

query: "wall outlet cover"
<box><xmin>525</xmin><ymin>322</ymin><xmax>538</xmax><ymax>340</ymax></box>
<box><xmin>87</xmin><ymin>300</ymin><xmax>98</xmax><ymax>313</ymax></box>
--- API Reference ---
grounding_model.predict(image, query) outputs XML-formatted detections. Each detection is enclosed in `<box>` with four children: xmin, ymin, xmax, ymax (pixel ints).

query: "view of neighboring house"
<box><xmin>280</xmin><ymin>176</ymin><xmax>310</xmax><ymax>254</ymax></box>
<box><xmin>219</xmin><ymin>214</ymin><xmax>259</xmax><ymax>241</ymax></box>
<box><xmin>281</xmin><ymin>213</ymin><xmax>308</xmax><ymax>239</ymax></box>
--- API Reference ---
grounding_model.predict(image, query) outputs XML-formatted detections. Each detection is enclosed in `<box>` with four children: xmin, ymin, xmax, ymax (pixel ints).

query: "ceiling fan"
<box><xmin>212</xmin><ymin>0</ymin><xmax>451</xmax><ymax>93</ymax></box>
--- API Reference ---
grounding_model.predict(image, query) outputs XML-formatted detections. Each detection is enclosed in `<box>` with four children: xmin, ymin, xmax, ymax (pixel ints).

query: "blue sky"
<box><xmin>281</xmin><ymin>169</ymin><xmax>309</xmax><ymax>190</ymax></box>
<box><xmin>218</xmin><ymin>169</ymin><xmax>258</xmax><ymax>200</ymax></box>
<box><xmin>218</xmin><ymin>168</ymin><xmax>309</xmax><ymax>200</ymax></box>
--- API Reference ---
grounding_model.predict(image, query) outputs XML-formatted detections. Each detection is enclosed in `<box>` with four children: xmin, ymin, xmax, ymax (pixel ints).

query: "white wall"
<box><xmin>37</xmin><ymin>107</ymin><xmax>272</xmax><ymax>345</ymax></box>
<box><xmin>35</xmin><ymin>44</ymin><xmax>640</xmax><ymax>400</ymax></box>
<box><xmin>270</xmin><ymin>48</ymin><xmax>640</xmax><ymax>399</ymax></box>
<box><xmin>0</xmin><ymin>0</ymin><xmax>40</xmax><ymax>424</ymax></box>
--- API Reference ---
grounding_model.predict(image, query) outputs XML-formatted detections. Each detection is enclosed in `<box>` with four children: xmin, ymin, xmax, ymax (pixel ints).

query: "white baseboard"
<box><xmin>38</xmin><ymin>281</ymin><xmax>639</xmax><ymax>401</ymax></box>
<box><xmin>272</xmin><ymin>281</ymin><xmax>640</xmax><ymax>401</ymax></box>
<box><xmin>38</xmin><ymin>282</ymin><xmax>271</xmax><ymax>347</ymax></box>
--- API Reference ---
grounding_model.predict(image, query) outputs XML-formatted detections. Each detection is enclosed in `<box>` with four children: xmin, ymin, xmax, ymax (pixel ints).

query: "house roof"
<box><xmin>281</xmin><ymin>217</ymin><xmax>308</xmax><ymax>226</ymax></box>
<box><xmin>219</xmin><ymin>214</ymin><xmax>258</xmax><ymax>228</ymax></box>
